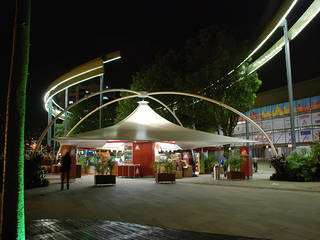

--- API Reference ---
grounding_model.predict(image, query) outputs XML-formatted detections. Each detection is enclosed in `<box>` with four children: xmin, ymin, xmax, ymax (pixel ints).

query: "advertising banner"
<box><xmin>273</xmin><ymin>132</ymin><xmax>286</xmax><ymax>144</ymax></box>
<box><xmin>251</xmin><ymin>133</ymin><xmax>273</xmax><ymax>144</ymax></box>
<box><xmin>272</xmin><ymin>103</ymin><xmax>289</xmax><ymax>116</ymax></box>
<box><xmin>311</xmin><ymin>96</ymin><xmax>320</xmax><ymax>110</ymax></box>
<box><xmin>273</xmin><ymin>118</ymin><xmax>285</xmax><ymax>130</ymax></box>
<box><xmin>297</xmin><ymin>114</ymin><xmax>312</xmax><ymax>127</ymax></box>
<box><xmin>312</xmin><ymin>112</ymin><xmax>320</xmax><ymax>125</ymax></box>
<box><xmin>249</xmin><ymin>120</ymin><xmax>261</xmax><ymax>133</ymax></box>
<box><xmin>285</xmin><ymin>131</ymin><xmax>299</xmax><ymax>143</ymax></box>
<box><xmin>261</xmin><ymin>119</ymin><xmax>273</xmax><ymax>131</ymax></box>
<box><xmin>284</xmin><ymin>117</ymin><xmax>298</xmax><ymax>129</ymax></box>
<box><xmin>313</xmin><ymin>128</ymin><xmax>320</xmax><ymax>141</ymax></box>
<box><xmin>299</xmin><ymin>130</ymin><xmax>313</xmax><ymax>143</ymax></box>
<box><xmin>240</xmin><ymin>147</ymin><xmax>251</xmax><ymax>178</ymax></box>
<box><xmin>295</xmin><ymin>98</ymin><xmax>311</xmax><ymax>113</ymax></box>
<box><xmin>234</xmin><ymin>123</ymin><xmax>245</xmax><ymax>135</ymax></box>
<box><xmin>261</xmin><ymin>106</ymin><xmax>272</xmax><ymax>118</ymax></box>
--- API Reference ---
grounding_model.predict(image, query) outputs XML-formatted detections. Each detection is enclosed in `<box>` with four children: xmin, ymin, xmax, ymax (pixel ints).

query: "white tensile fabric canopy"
<box><xmin>57</xmin><ymin>101</ymin><xmax>255</xmax><ymax>149</ymax></box>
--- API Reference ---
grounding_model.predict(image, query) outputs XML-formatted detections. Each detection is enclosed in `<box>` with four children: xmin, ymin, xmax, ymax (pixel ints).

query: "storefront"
<box><xmin>58</xmin><ymin>101</ymin><xmax>254</xmax><ymax>180</ymax></box>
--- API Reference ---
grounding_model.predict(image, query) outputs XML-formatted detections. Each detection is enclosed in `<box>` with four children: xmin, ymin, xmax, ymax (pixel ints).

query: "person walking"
<box><xmin>60</xmin><ymin>151</ymin><xmax>72</xmax><ymax>190</ymax></box>
<box><xmin>253</xmin><ymin>157</ymin><xmax>258</xmax><ymax>172</ymax></box>
<box><xmin>220</xmin><ymin>154</ymin><xmax>228</xmax><ymax>177</ymax></box>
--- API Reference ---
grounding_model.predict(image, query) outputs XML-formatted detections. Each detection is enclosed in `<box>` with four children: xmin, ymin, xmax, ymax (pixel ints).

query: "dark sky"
<box><xmin>1</xmin><ymin>1</ymin><xmax>320</xmax><ymax>137</ymax></box>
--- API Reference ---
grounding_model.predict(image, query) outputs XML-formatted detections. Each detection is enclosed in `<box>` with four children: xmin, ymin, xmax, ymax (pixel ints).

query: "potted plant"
<box><xmin>204</xmin><ymin>155</ymin><xmax>217</xmax><ymax>174</ymax></box>
<box><xmin>152</xmin><ymin>160</ymin><xmax>176</xmax><ymax>183</ymax></box>
<box><xmin>94</xmin><ymin>156</ymin><xmax>116</xmax><ymax>185</ymax></box>
<box><xmin>226</xmin><ymin>155</ymin><xmax>246</xmax><ymax>180</ymax></box>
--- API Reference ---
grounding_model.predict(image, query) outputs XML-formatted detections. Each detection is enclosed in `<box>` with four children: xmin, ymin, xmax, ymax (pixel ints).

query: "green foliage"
<box><xmin>150</xmin><ymin>161</ymin><xmax>160</xmax><ymax>173</ymax></box>
<box><xmin>286</xmin><ymin>147</ymin><xmax>319</xmax><ymax>182</ymax></box>
<box><xmin>150</xmin><ymin>160</ymin><xmax>174</xmax><ymax>174</ymax></box>
<box><xmin>204</xmin><ymin>155</ymin><xmax>218</xmax><ymax>169</ymax></box>
<box><xmin>77</xmin><ymin>154</ymin><xmax>88</xmax><ymax>169</ymax></box>
<box><xmin>95</xmin><ymin>156</ymin><xmax>108</xmax><ymax>175</ymax></box>
<box><xmin>227</xmin><ymin>154</ymin><xmax>245</xmax><ymax>172</ymax></box>
<box><xmin>163</xmin><ymin>160</ymin><xmax>174</xmax><ymax>174</ymax></box>
<box><xmin>24</xmin><ymin>152</ymin><xmax>49</xmax><ymax>189</ymax></box>
<box><xmin>107</xmin><ymin>158</ymin><xmax>116</xmax><ymax>175</ymax></box>
<box><xmin>271</xmin><ymin>142</ymin><xmax>320</xmax><ymax>182</ymax></box>
<box><xmin>115</xmin><ymin>24</ymin><xmax>261</xmax><ymax>134</ymax></box>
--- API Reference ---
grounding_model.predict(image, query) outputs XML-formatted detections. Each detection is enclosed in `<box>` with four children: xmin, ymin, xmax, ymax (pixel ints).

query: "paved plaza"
<box><xmin>24</xmin><ymin>171</ymin><xmax>320</xmax><ymax>240</ymax></box>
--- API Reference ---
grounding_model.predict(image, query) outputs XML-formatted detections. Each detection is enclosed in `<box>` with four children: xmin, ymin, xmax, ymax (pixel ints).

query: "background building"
<box><xmin>233</xmin><ymin>77</ymin><xmax>320</xmax><ymax>160</ymax></box>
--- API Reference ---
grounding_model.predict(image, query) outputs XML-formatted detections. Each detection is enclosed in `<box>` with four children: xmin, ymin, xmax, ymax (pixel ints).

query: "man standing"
<box><xmin>60</xmin><ymin>151</ymin><xmax>71</xmax><ymax>190</ymax></box>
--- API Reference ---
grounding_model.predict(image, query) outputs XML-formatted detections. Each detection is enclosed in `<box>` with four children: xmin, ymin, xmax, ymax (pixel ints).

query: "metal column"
<box><xmin>64</xmin><ymin>88</ymin><xmax>68</xmax><ymax>136</ymax></box>
<box><xmin>99</xmin><ymin>75</ymin><xmax>104</xmax><ymax>129</ymax></box>
<box><xmin>47</xmin><ymin>99</ymin><xmax>52</xmax><ymax>147</ymax></box>
<box><xmin>53</xmin><ymin>120</ymin><xmax>56</xmax><ymax>162</ymax></box>
<box><xmin>246</xmin><ymin>120</ymin><xmax>252</xmax><ymax>178</ymax></box>
<box><xmin>282</xmin><ymin>19</ymin><xmax>296</xmax><ymax>150</ymax></box>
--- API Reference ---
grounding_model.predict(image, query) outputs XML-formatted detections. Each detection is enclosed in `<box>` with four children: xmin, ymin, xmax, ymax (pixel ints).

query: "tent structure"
<box><xmin>57</xmin><ymin>101</ymin><xmax>255</xmax><ymax>149</ymax></box>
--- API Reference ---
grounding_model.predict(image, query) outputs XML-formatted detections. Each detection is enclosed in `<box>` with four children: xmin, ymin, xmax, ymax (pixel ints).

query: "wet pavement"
<box><xmin>26</xmin><ymin>219</ymin><xmax>268</xmax><ymax>240</ymax></box>
<box><xmin>24</xmin><ymin>172</ymin><xmax>320</xmax><ymax>240</ymax></box>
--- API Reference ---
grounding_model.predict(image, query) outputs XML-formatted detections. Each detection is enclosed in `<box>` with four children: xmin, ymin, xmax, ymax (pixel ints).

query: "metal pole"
<box><xmin>99</xmin><ymin>75</ymin><xmax>103</xmax><ymax>128</ymax></box>
<box><xmin>47</xmin><ymin>99</ymin><xmax>52</xmax><ymax>147</ymax></box>
<box><xmin>246</xmin><ymin>120</ymin><xmax>252</xmax><ymax>178</ymax></box>
<box><xmin>64</xmin><ymin>88</ymin><xmax>68</xmax><ymax>136</ymax></box>
<box><xmin>282</xmin><ymin>19</ymin><xmax>296</xmax><ymax>150</ymax></box>
<box><xmin>53</xmin><ymin>120</ymin><xmax>56</xmax><ymax>162</ymax></box>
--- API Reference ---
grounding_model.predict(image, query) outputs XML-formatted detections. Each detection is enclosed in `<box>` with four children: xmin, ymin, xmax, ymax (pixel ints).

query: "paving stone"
<box><xmin>26</xmin><ymin>219</ymin><xmax>268</xmax><ymax>240</ymax></box>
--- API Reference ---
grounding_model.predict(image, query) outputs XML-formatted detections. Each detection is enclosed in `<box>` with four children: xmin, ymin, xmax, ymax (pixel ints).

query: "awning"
<box><xmin>57</xmin><ymin>101</ymin><xmax>255</xmax><ymax>149</ymax></box>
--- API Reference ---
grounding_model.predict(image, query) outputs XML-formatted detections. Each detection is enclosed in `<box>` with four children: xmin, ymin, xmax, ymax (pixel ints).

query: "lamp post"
<box><xmin>281</xmin><ymin>19</ymin><xmax>296</xmax><ymax>151</ymax></box>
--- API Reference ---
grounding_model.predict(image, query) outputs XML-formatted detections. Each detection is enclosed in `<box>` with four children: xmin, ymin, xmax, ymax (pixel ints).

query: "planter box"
<box><xmin>94</xmin><ymin>175</ymin><xmax>116</xmax><ymax>185</ymax></box>
<box><xmin>76</xmin><ymin>164</ymin><xmax>81</xmax><ymax>178</ymax></box>
<box><xmin>227</xmin><ymin>171</ymin><xmax>245</xmax><ymax>180</ymax></box>
<box><xmin>155</xmin><ymin>173</ymin><xmax>176</xmax><ymax>183</ymax></box>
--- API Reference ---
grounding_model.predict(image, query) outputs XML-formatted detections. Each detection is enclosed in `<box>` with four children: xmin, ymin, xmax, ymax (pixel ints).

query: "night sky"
<box><xmin>1</xmin><ymin>1</ymin><xmax>320</xmax><ymax>137</ymax></box>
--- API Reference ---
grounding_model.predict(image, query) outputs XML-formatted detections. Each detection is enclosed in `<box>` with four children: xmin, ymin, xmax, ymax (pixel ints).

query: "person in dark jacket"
<box><xmin>60</xmin><ymin>151</ymin><xmax>71</xmax><ymax>190</ymax></box>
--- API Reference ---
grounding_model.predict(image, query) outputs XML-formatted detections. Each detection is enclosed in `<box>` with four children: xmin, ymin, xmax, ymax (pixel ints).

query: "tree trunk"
<box><xmin>1</xmin><ymin>0</ymin><xmax>31</xmax><ymax>239</ymax></box>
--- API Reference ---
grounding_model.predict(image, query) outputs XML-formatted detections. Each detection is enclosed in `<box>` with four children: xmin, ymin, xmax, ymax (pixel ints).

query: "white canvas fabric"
<box><xmin>57</xmin><ymin>101</ymin><xmax>255</xmax><ymax>149</ymax></box>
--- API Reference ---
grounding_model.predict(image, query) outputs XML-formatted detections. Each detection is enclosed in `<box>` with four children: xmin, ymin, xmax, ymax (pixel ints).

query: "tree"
<box><xmin>1</xmin><ymin>0</ymin><xmax>31</xmax><ymax>239</ymax></box>
<box><xmin>114</xmin><ymin>50</ymin><xmax>184</xmax><ymax>124</ymax></box>
<box><xmin>115</xmin><ymin>24</ymin><xmax>261</xmax><ymax>136</ymax></box>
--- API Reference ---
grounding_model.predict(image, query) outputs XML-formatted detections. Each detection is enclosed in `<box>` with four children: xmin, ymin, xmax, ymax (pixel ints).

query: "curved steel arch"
<box><xmin>35</xmin><ymin>89</ymin><xmax>183</xmax><ymax>151</ymax></box>
<box><xmin>66</xmin><ymin>94</ymin><xmax>139</xmax><ymax>136</ymax></box>
<box><xmin>65</xmin><ymin>95</ymin><xmax>184</xmax><ymax>136</ymax></box>
<box><xmin>62</xmin><ymin>90</ymin><xmax>277</xmax><ymax>157</ymax></box>
<box><xmin>147</xmin><ymin>91</ymin><xmax>278</xmax><ymax>157</ymax></box>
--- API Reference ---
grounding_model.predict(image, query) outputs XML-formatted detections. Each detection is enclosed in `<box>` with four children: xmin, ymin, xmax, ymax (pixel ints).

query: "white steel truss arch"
<box><xmin>48</xmin><ymin>90</ymin><xmax>278</xmax><ymax>157</ymax></box>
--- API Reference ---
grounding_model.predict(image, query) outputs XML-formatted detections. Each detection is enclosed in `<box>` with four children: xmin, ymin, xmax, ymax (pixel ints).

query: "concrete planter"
<box><xmin>227</xmin><ymin>171</ymin><xmax>245</xmax><ymax>180</ymax></box>
<box><xmin>94</xmin><ymin>174</ymin><xmax>116</xmax><ymax>185</ymax></box>
<box><xmin>155</xmin><ymin>173</ymin><xmax>176</xmax><ymax>183</ymax></box>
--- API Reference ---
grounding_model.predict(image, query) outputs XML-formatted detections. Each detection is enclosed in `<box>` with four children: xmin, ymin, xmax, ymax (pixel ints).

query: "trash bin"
<box><xmin>213</xmin><ymin>164</ymin><xmax>220</xmax><ymax>180</ymax></box>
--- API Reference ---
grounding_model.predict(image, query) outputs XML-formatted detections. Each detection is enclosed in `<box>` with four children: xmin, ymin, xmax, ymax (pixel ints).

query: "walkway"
<box><xmin>178</xmin><ymin>170</ymin><xmax>320</xmax><ymax>193</ymax></box>
<box><xmin>24</xmin><ymin>172</ymin><xmax>320</xmax><ymax>240</ymax></box>
<box><xmin>26</xmin><ymin>219</ymin><xmax>266</xmax><ymax>240</ymax></box>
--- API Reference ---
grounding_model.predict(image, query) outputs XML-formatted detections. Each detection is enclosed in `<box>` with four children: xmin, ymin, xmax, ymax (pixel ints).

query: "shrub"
<box><xmin>24</xmin><ymin>152</ymin><xmax>49</xmax><ymax>189</ymax></box>
<box><xmin>227</xmin><ymin>154</ymin><xmax>245</xmax><ymax>172</ymax></box>
<box><xmin>271</xmin><ymin>142</ymin><xmax>320</xmax><ymax>182</ymax></box>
